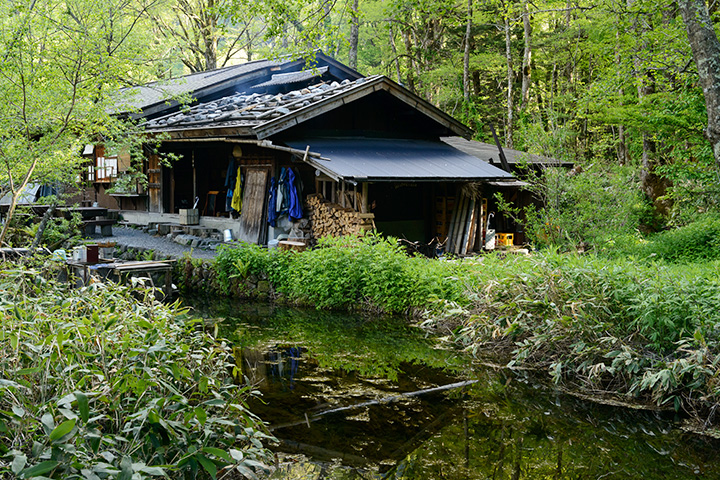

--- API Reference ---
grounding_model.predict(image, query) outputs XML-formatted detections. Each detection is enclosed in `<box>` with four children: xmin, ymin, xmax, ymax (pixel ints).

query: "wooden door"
<box><xmin>148</xmin><ymin>154</ymin><xmax>161</xmax><ymax>212</ymax></box>
<box><xmin>237</xmin><ymin>168</ymin><xmax>269</xmax><ymax>244</ymax></box>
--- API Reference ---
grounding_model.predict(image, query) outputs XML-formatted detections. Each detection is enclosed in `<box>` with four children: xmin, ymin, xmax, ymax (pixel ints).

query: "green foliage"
<box><xmin>444</xmin><ymin>251</ymin><xmax>720</xmax><ymax>414</ymax></box>
<box><xmin>0</xmin><ymin>262</ymin><xmax>274</xmax><ymax>479</ymax></box>
<box><xmin>213</xmin><ymin>243</ymin><xmax>291</xmax><ymax>295</ymax></box>
<box><xmin>639</xmin><ymin>215</ymin><xmax>720</xmax><ymax>263</ymax></box>
<box><xmin>204</xmin><ymin>235</ymin><xmax>470</xmax><ymax>314</ymax></box>
<box><xmin>2</xmin><ymin>208</ymin><xmax>82</xmax><ymax>249</ymax></box>
<box><xmin>278</xmin><ymin>234</ymin><xmax>469</xmax><ymax>313</ymax></box>
<box><xmin>497</xmin><ymin>164</ymin><xmax>650</xmax><ymax>251</ymax></box>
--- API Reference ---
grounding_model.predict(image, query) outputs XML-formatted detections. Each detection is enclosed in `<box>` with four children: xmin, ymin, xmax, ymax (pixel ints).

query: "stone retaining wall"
<box><xmin>114</xmin><ymin>244</ymin><xmax>273</xmax><ymax>300</ymax></box>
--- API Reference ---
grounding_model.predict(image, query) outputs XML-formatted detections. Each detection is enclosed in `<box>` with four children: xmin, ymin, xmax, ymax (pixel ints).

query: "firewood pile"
<box><xmin>305</xmin><ymin>194</ymin><xmax>375</xmax><ymax>239</ymax></box>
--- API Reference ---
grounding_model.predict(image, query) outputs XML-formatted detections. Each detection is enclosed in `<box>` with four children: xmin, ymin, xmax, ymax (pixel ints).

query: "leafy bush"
<box><xmin>281</xmin><ymin>234</ymin><xmax>469</xmax><ymax>313</ymax></box>
<box><xmin>497</xmin><ymin>164</ymin><xmax>650</xmax><ymax>250</ymax></box>
<box><xmin>213</xmin><ymin>243</ymin><xmax>293</xmax><ymax>295</ymax></box>
<box><xmin>640</xmin><ymin>215</ymin><xmax>720</xmax><ymax>263</ymax></box>
<box><xmin>448</xmin><ymin>252</ymin><xmax>720</xmax><ymax>414</ymax></box>
<box><xmin>204</xmin><ymin>235</ymin><xmax>470</xmax><ymax>314</ymax></box>
<box><xmin>0</xmin><ymin>263</ymin><xmax>274</xmax><ymax>479</ymax></box>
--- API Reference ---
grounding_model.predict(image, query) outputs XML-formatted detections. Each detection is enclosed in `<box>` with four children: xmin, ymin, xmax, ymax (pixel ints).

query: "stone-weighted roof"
<box><xmin>116</xmin><ymin>59</ymin><xmax>281</xmax><ymax>113</ymax></box>
<box><xmin>142</xmin><ymin>76</ymin><xmax>377</xmax><ymax>132</ymax></box>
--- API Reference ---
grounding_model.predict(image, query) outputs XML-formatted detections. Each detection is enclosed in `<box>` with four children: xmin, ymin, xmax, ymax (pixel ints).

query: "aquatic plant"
<box><xmin>0</xmin><ymin>262</ymin><xmax>274</xmax><ymax>479</ymax></box>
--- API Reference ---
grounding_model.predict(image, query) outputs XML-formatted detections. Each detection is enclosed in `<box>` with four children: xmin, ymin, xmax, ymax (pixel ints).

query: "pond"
<box><xmin>189</xmin><ymin>299</ymin><xmax>720</xmax><ymax>479</ymax></box>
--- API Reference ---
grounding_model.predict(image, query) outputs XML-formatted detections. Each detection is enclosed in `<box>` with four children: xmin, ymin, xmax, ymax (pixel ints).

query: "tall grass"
<box><xmin>0</xmin><ymin>262</ymin><xmax>274</xmax><ymax>479</ymax></box>
<box><xmin>452</xmin><ymin>252</ymin><xmax>720</xmax><ymax>415</ymax></box>
<box><xmin>210</xmin><ymin>234</ymin><xmax>473</xmax><ymax>314</ymax></box>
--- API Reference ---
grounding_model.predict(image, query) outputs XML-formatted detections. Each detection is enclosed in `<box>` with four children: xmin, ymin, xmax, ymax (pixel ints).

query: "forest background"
<box><xmin>3</xmin><ymin>0</ymin><xmax>720</xmax><ymax>249</ymax></box>
<box><xmin>5</xmin><ymin>0</ymin><xmax>720</xmax><ymax>476</ymax></box>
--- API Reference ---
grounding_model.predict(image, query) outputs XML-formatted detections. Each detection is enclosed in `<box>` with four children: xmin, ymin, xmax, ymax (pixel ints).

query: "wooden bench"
<box><xmin>83</xmin><ymin>219</ymin><xmax>116</xmax><ymax>236</ymax></box>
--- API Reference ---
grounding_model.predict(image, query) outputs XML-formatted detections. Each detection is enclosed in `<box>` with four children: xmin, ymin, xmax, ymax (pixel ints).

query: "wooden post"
<box><xmin>164</xmin><ymin>269</ymin><xmax>171</xmax><ymax>298</ymax></box>
<box><xmin>341</xmin><ymin>181</ymin><xmax>346</xmax><ymax>207</ymax></box>
<box><xmin>192</xmin><ymin>149</ymin><xmax>197</xmax><ymax>203</ymax></box>
<box><xmin>464</xmin><ymin>199</ymin><xmax>478</xmax><ymax>254</ymax></box>
<box><xmin>361</xmin><ymin>183</ymin><xmax>368</xmax><ymax>213</ymax></box>
<box><xmin>170</xmin><ymin>173</ymin><xmax>175</xmax><ymax>214</ymax></box>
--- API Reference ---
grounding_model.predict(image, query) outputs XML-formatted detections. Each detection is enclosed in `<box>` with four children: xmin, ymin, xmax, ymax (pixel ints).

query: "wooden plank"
<box><xmin>454</xmin><ymin>196</ymin><xmax>470</xmax><ymax>255</ymax></box>
<box><xmin>361</xmin><ymin>183</ymin><xmax>369</xmax><ymax>213</ymax></box>
<box><xmin>460</xmin><ymin>198</ymin><xmax>473</xmax><ymax>255</ymax></box>
<box><xmin>446</xmin><ymin>194</ymin><xmax>462</xmax><ymax>254</ymax></box>
<box><xmin>448</xmin><ymin>193</ymin><xmax>466</xmax><ymax>254</ymax></box>
<box><xmin>464</xmin><ymin>200</ymin><xmax>479</xmax><ymax>254</ymax></box>
<box><xmin>237</xmin><ymin>168</ymin><xmax>269</xmax><ymax>244</ymax></box>
<box><xmin>148</xmin><ymin>154</ymin><xmax>161</xmax><ymax>213</ymax></box>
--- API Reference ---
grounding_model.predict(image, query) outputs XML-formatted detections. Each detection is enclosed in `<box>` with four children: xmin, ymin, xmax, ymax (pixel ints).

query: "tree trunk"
<box><xmin>615</xmin><ymin>26</ymin><xmax>628</xmax><ymax>165</ymax></box>
<box><xmin>201</xmin><ymin>0</ymin><xmax>218</xmax><ymax>71</ymax></box>
<box><xmin>520</xmin><ymin>0</ymin><xmax>532</xmax><ymax>111</ymax></box>
<box><xmin>631</xmin><ymin>6</ymin><xmax>671</xmax><ymax>219</ymax></box>
<box><xmin>389</xmin><ymin>24</ymin><xmax>402</xmax><ymax>84</ymax></box>
<box><xmin>678</xmin><ymin>0</ymin><xmax>720</xmax><ymax>172</ymax></box>
<box><xmin>463</xmin><ymin>0</ymin><xmax>472</xmax><ymax>102</ymax></box>
<box><xmin>504</xmin><ymin>15</ymin><xmax>514</xmax><ymax>148</ymax></box>
<box><xmin>348</xmin><ymin>0</ymin><xmax>359</xmax><ymax>69</ymax></box>
<box><xmin>31</xmin><ymin>203</ymin><xmax>57</xmax><ymax>252</ymax></box>
<box><xmin>0</xmin><ymin>154</ymin><xmax>40</xmax><ymax>247</ymax></box>
<box><xmin>246</xmin><ymin>29</ymin><xmax>253</xmax><ymax>61</ymax></box>
<box><xmin>402</xmin><ymin>29</ymin><xmax>416</xmax><ymax>93</ymax></box>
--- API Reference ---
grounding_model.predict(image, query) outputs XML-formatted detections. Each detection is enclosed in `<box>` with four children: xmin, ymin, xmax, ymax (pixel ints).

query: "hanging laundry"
<box><xmin>225</xmin><ymin>157</ymin><xmax>236</xmax><ymax>189</ymax></box>
<box><xmin>268</xmin><ymin>176</ymin><xmax>278</xmax><ymax>227</ymax></box>
<box><xmin>231</xmin><ymin>168</ymin><xmax>243</xmax><ymax>213</ymax></box>
<box><xmin>226</xmin><ymin>189</ymin><xmax>233</xmax><ymax>212</ymax></box>
<box><xmin>225</xmin><ymin>157</ymin><xmax>237</xmax><ymax>212</ymax></box>
<box><xmin>276</xmin><ymin>167</ymin><xmax>290</xmax><ymax>216</ymax></box>
<box><xmin>288</xmin><ymin>168</ymin><xmax>303</xmax><ymax>220</ymax></box>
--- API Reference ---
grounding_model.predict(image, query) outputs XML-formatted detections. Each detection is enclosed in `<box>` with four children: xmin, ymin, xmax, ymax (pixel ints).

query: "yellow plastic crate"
<box><xmin>497</xmin><ymin>233</ymin><xmax>514</xmax><ymax>247</ymax></box>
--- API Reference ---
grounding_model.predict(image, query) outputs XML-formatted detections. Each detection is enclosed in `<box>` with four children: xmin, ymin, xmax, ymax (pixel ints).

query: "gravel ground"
<box><xmin>107</xmin><ymin>226</ymin><xmax>220</xmax><ymax>260</ymax></box>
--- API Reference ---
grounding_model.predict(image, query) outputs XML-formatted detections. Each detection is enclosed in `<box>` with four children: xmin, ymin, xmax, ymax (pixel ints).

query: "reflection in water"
<box><xmin>187</xmin><ymin>299</ymin><xmax>720</xmax><ymax>479</ymax></box>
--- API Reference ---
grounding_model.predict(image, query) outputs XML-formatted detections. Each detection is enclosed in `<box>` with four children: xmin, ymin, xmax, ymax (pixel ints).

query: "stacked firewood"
<box><xmin>305</xmin><ymin>194</ymin><xmax>374</xmax><ymax>239</ymax></box>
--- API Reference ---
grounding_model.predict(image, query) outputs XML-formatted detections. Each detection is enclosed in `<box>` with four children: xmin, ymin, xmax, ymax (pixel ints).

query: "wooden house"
<box><xmin>88</xmin><ymin>53</ymin><xmax>520</xmax><ymax>253</ymax></box>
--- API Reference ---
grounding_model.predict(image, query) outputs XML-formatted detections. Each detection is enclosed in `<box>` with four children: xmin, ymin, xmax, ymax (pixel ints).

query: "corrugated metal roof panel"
<box><xmin>440</xmin><ymin>136</ymin><xmax>572</xmax><ymax>166</ymax></box>
<box><xmin>251</xmin><ymin>67</ymin><xmax>329</xmax><ymax>88</ymax></box>
<box><xmin>286</xmin><ymin>137</ymin><xmax>515</xmax><ymax>181</ymax></box>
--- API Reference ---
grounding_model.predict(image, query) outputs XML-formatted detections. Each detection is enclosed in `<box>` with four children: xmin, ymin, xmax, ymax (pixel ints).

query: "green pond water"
<box><xmin>189</xmin><ymin>299</ymin><xmax>720</xmax><ymax>479</ymax></box>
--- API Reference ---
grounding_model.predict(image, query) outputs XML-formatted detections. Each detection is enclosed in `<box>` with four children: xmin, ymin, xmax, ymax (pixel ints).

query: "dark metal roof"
<box><xmin>142</xmin><ymin>75</ymin><xmax>473</xmax><ymax>139</ymax></box>
<box><xmin>285</xmin><ymin>137</ymin><xmax>515</xmax><ymax>182</ymax></box>
<box><xmin>441</xmin><ymin>136</ymin><xmax>572</xmax><ymax>167</ymax></box>
<box><xmin>251</xmin><ymin>67</ymin><xmax>329</xmax><ymax>88</ymax></box>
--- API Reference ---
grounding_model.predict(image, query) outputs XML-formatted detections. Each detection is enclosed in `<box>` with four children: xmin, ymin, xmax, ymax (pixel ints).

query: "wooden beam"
<box><xmin>361</xmin><ymin>183</ymin><xmax>369</xmax><ymax>213</ymax></box>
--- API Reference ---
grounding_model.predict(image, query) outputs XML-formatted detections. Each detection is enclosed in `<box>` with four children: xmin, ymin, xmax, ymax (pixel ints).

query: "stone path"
<box><xmin>106</xmin><ymin>226</ymin><xmax>222</xmax><ymax>260</ymax></box>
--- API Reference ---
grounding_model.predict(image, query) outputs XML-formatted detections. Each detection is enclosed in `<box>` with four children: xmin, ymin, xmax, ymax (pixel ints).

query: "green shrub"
<box><xmin>641</xmin><ymin>215</ymin><xmax>720</xmax><ymax>263</ymax></box>
<box><xmin>452</xmin><ymin>252</ymin><xmax>720</xmax><ymax>413</ymax></box>
<box><xmin>280</xmin><ymin>234</ymin><xmax>469</xmax><ymax>313</ymax></box>
<box><xmin>0</xmin><ymin>263</ymin><xmax>274</xmax><ymax>479</ymax></box>
<box><xmin>497</xmin><ymin>164</ymin><xmax>650</xmax><ymax>251</ymax></box>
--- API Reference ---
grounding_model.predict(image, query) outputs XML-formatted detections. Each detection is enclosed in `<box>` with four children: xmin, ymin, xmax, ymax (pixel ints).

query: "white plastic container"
<box><xmin>72</xmin><ymin>246</ymin><xmax>87</xmax><ymax>263</ymax></box>
<box><xmin>223</xmin><ymin>229</ymin><xmax>233</xmax><ymax>242</ymax></box>
<box><xmin>268</xmin><ymin>239</ymin><xmax>279</xmax><ymax>250</ymax></box>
